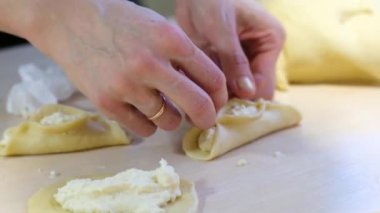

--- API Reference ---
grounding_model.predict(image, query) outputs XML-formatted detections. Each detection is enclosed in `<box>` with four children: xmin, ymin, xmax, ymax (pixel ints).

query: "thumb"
<box><xmin>216</xmin><ymin>38</ymin><xmax>256</xmax><ymax>99</ymax></box>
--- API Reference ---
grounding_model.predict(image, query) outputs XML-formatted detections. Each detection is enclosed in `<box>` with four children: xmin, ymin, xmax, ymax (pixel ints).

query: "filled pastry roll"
<box><xmin>0</xmin><ymin>104</ymin><xmax>130</xmax><ymax>156</ymax></box>
<box><xmin>183</xmin><ymin>99</ymin><xmax>302</xmax><ymax>160</ymax></box>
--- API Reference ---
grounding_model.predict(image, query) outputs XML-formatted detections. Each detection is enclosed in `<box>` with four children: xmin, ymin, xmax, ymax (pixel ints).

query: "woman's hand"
<box><xmin>175</xmin><ymin>0</ymin><xmax>285</xmax><ymax>100</ymax></box>
<box><xmin>21</xmin><ymin>0</ymin><xmax>227</xmax><ymax>136</ymax></box>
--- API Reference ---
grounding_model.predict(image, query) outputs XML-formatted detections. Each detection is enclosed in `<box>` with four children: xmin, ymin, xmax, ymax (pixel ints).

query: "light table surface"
<box><xmin>1</xmin><ymin>45</ymin><xmax>380</xmax><ymax>213</ymax></box>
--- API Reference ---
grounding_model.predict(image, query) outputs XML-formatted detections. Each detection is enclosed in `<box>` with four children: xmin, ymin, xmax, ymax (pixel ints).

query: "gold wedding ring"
<box><xmin>148</xmin><ymin>96</ymin><xmax>166</xmax><ymax>120</ymax></box>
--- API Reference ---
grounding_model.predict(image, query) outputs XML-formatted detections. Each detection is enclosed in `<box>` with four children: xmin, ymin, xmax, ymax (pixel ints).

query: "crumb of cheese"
<box><xmin>236</xmin><ymin>159</ymin><xmax>248</xmax><ymax>167</ymax></box>
<box><xmin>273</xmin><ymin>151</ymin><xmax>285</xmax><ymax>158</ymax></box>
<box><xmin>49</xmin><ymin>170</ymin><xmax>61</xmax><ymax>179</ymax></box>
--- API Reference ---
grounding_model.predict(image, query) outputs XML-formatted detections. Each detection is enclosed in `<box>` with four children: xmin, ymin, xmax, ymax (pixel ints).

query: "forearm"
<box><xmin>0</xmin><ymin>0</ymin><xmax>98</xmax><ymax>43</ymax></box>
<box><xmin>0</xmin><ymin>0</ymin><xmax>42</xmax><ymax>38</ymax></box>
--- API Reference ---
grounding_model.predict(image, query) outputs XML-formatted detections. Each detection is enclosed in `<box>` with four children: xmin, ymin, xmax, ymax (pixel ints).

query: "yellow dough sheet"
<box><xmin>0</xmin><ymin>104</ymin><xmax>130</xmax><ymax>156</ymax></box>
<box><xmin>183</xmin><ymin>99</ymin><xmax>301</xmax><ymax>160</ymax></box>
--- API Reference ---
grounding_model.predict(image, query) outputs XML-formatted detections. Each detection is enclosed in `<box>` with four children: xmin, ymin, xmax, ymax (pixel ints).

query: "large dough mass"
<box><xmin>258</xmin><ymin>0</ymin><xmax>380</xmax><ymax>89</ymax></box>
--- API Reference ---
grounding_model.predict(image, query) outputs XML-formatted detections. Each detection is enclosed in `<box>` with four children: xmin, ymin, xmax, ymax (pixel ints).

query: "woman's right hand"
<box><xmin>19</xmin><ymin>0</ymin><xmax>227</xmax><ymax>136</ymax></box>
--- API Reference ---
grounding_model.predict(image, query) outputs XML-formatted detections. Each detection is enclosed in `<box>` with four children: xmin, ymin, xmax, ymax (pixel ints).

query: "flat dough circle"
<box><xmin>28</xmin><ymin>177</ymin><xmax>198</xmax><ymax>213</ymax></box>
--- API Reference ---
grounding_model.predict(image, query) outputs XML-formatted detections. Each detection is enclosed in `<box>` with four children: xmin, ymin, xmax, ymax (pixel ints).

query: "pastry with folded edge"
<box><xmin>0</xmin><ymin>104</ymin><xmax>129</xmax><ymax>156</ymax></box>
<box><xmin>28</xmin><ymin>159</ymin><xmax>198</xmax><ymax>213</ymax></box>
<box><xmin>183</xmin><ymin>99</ymin><xmax>302</xmax><ymax>160</ymax></box>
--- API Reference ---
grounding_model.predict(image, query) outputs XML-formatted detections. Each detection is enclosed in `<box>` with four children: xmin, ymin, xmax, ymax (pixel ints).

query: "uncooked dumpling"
<box><xmin>0</xmin><ymin>104</ymin><xmax>129</xmax><ymax>156</ymax></box>
<box><xmin>28</xmin><ymin>160</ymin><xmax>198</xmax><ymax>213</ymax></box>
<box><xmin>183</xmin><ymin>99</ymin><xmax>301</xmax><ymax>160</ymax></box>
<box><xmin>258</xmin><ymin>0</ymin><xmax>380</xmax><ymax>89</ymax></box>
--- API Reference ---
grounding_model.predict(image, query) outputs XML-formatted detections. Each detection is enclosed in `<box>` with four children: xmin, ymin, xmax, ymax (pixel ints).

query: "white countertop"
<box><xmin>1</xmin><ymin>45</ymin><xmax>380</xmax><ymax>213</ymax></box>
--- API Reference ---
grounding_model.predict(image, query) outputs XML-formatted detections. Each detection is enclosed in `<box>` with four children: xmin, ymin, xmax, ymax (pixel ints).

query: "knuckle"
<box><xmin>107</xmin><ymin>77</ymin><xmax>130</xmax><ymax>96</ymax></box>
<box><xmin>164</xmin><ymin>120</ymin><xmax>181</xmax><ymax>131</ymax></box>
<box><xmin>141</xmin><ymin>95</ymin><xmax>161</xmax><ymax>114</ymax></box>
<box><xmin>137</xmin><ymin>126</ymin><xmax>157</xmax><ymax>137</ymax></box>
<box><xmin>277</xmin><ymin>25</ymin><xmax>286</xmax><ymax>41</ymax></box>
<box><xmin>191</xmin><ymin>95</ymin><xmax>214</xmax><ymax>119</ymax></box>
<box><xmin>273</xmin><ymin>28</ymin><xmax>286</xmax><ymax>48</ymax></box>
<box><xmin>231</xmin><ymin>53</ymin><xmax>249</xmax><ymax>66</ymax></box>
<box><xmin>158</xmin><ymin>114</ymin><xmax>182</xmax><ymax>131</ymax></box>
<box><xmin>119</xmin><ymin>108</ymin><xmax>158</xmax><ymax>137</ymax></box>
<box><xmin>271</xmin><ymin>22</ymin><xmax>286</xmax><ymax>49</ymax></box>
<box><xmin>156</xmin><ymin>22</ymin><xmax>194</xmax><ymax>56</ymax></box>
<box><xmin>166</xmin><ymin>75</ymin><xmax>183</xmax><ymax>91</ymax></box>
<box><xmin>156</xmin><ymin>22</ymin><xmax>180</xmax><ymax>40</ymax></box>
<box><xmin>128</xmin><ymin>51</ymin><xmax>156</xmax><ymax>74</ymax></box>
<box><xmin>209</xmin><ymin>71</ymin><xmax>227</xmax><ymax>93</ymax></box>
<box><xmin>94</xmin><ymin>94</ymin><xmax>116</xmax><ymax>112</ymax></box>
<box><xmin>102</xmin><ymin>73</ymin><xmax>136</xmax><ymax>101</ymax></box>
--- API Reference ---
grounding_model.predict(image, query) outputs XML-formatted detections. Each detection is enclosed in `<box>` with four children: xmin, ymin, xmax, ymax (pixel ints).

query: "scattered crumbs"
<box><xmin>273</xmin><ymin>151</ymin><xmax>285</xmax><ymax>158</ymax></box>
<box><xmin>236</xmin><ymin>159</ymin><xmax>248</xmax><ymax>167</ymax></box>
<box><xmin>49</xmin><ymin>170</ymin><xmax>61</xmax><ymax>179</ymax></box>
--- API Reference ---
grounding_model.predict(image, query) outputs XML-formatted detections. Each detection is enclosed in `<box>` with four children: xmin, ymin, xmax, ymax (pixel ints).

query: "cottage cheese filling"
<box><xmin>54</xmin><ymin>159</ymin><xmax>181</xmax><ymax>213</ymax></box>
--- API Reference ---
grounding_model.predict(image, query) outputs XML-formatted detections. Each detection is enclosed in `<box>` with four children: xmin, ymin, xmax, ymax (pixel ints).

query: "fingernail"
<box><xmin>237</xmin><ymin>77</ymin><xmax>255</xmax><ymax>92</ymax></box>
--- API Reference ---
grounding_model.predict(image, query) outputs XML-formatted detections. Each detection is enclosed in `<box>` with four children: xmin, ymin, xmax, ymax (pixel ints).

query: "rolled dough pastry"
<box><xmin>258</xmin><ymin>0</ymin><xmax>380</xmax><ymax>89</ymax></box>
<box><xmin>28</xmin><ymin>161</ymin><xmax>198</xmax><ymax>213</ymax></box>
<box><xmin>183</xmin><ymin>99</ymin><xmax>301</xmax><ymax>160</ymax></box>
<box><xmin>0</xmin><ymin>104</ymin><xmax>129</xmax><ymax>156</ymax></box>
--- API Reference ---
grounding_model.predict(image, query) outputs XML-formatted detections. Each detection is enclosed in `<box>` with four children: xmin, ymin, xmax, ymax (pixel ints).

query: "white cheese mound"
<box><xmin>54</xmin><ymin>159</ymin><xmax>181</xmax><ymax>213</ymax></box>
<box><xmin>40</xmin><ymin>112</ymin><xmax>81</xmax><ymax>125</ymax></box>
<box><xmin>228</xmin><ymin>103</ymin><xmax>258</xmax><ymax>116</ymax></box>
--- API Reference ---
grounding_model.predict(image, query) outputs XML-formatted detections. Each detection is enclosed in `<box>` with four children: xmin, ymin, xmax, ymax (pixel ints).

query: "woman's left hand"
<box><xmin>175</xmin><ymin>0</ymin><xmax>285</xmax><ymax>100</ymax></box>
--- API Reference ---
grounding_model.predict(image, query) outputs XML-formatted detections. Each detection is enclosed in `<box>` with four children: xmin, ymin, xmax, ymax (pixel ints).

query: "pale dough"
<box><xmin>183</xmin><ymin>99</ymin><xmax>301</xmax><ymax>160</ymax></box>
<box><xmin>257</xmin><ymin>0</ymin><xmax>380</xmax><ymax>89</ymax></box>
<box><xmin>28</xmin><ymin>178</ymin><xmax>198</xmax><ymax>213</ymax></box>
<box><xmin>0</xmin><ymin>104</ymin><xmax>129</xmax><ymax>156</ymax></box>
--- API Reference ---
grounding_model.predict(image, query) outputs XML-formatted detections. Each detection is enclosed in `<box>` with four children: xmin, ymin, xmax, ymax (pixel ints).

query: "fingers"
<box><xmin>196</xmin><ymin>4</ymin><xmax>256</xmax><ymax>99</ymax></box>
<box><xmin>218</xmin><ymin>45</ymin><xmax>256</xmax><ymax>99</ymax></box>
<box><xmin>123</xmin><ymin>88</ymin><xmax>182</xmax><ymax>131</ymax></box>
<box><xmin>242</xmin><ymin>30</ymin><xmax>284</xmax><ymax>100</ymax></box>
<box><xmin>250</xmin><ymin>50</ymin><xmax>278</xmax><ymax>100</ymax></box>
<box><xmin>147</xmin><ymin>64</ymin><xmax>218</xmax><ymax>130</ymax></box>
<box><xmin>173</xmin><ymin>47</ymin><xmax>228</xmax><ymax>111</ymax></box>
<box><xmin>175</xmin><ymin>0</ymin><xmax>202</xmax><ymax>45</ymax></box>
<box><xmin>93</xmin><ymin>76</ymin><xmax>182</xmax><ymax>136</ymax></box>
<box><xmin>95</xmin><ymin>90</ymin><xmax>182</xmax><ymax>137</ymax></box>
<box><xmin>146</xmin><ymin>22</ymin><xmax>227</xmax><ymax>112</ymax></box>
<box><xmin>104</xmin><ymin>76</ymin><xmax>182</xmax><ymax>133</ymax></box>
<box><xmin>95</xmin><ymin>96</ymin><xmax>157</xmax><ymax>137</ymax></box>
